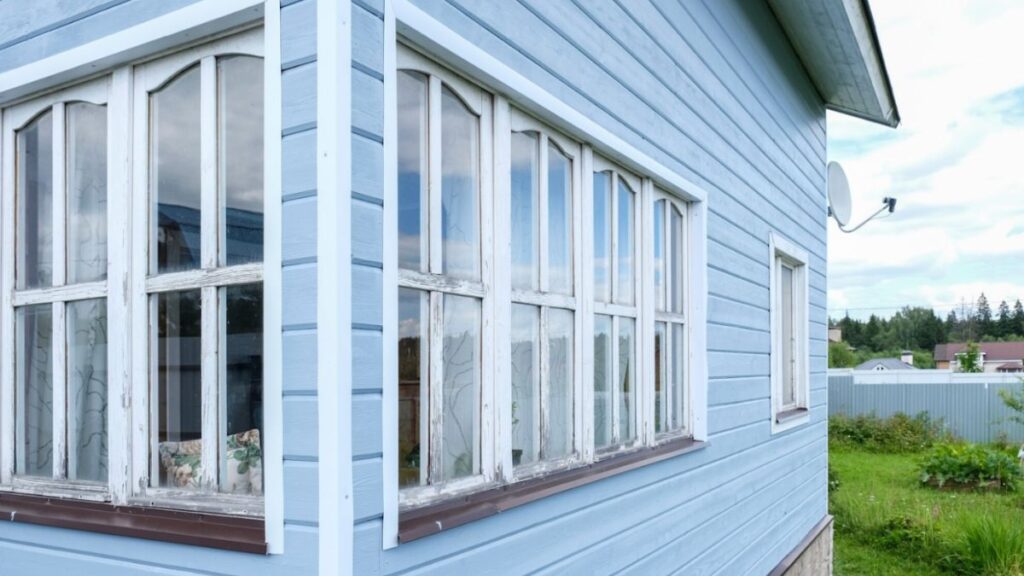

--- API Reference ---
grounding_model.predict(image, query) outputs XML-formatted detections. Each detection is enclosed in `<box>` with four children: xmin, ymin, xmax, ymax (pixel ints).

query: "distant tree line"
<box><xmin>829</xmin><ymin>293</ymin><xmax>1024</xmax><ymax>369</ymax></box>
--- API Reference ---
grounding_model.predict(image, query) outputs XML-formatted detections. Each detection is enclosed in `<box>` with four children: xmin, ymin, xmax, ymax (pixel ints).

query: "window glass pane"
<box><xmin>156</xmin><ymin>289</ymin><xmax>202</xmax><ymax>490</ymax></box>
<box><xmin>672</xmin><ymin>323</ymin><xmax>686</xmax><ymax>431</ymax></box>
<box><xmin>16</xmin><ymin>111</ymin><xmax>53</xmax><ymax>290</ymax></box>
<box><xmin>511</xmin><ymin>304</ymin><xmax>539</xmax><ymax>467</ymax></box>
<box><xmin>219</xmin><ymin>56</ymin><xmax>264</xmax><ymax>266</ymax></box>
<box><xmin>152</xmin><ymin>65</ymin><xmax>201</xmax><ymax>273</ymax></box>
<box><xmin>510</xmin><ymin>132</ymin><xmax>538</xmax><ymax>291</ymax></box>
<box><xmin>654</xmin><ymin>321</ymin><xmax>666</xmax><ymax>434</ymax></box>
<box><xmin>222</xmin><ymin>284</ymin><xmax>263</xmax><ymax>495</ymax></box>
<box><xmin>592</xmin><ymin>171</ymin><xmax>611</xmax><ymax>302</ymax></box>
<box><xmin>442</xmin><ymin>294</ymin><xmax>480</xmax><ymax>481</ymax></box>
<box><xmin>68</xmin><ymin>299</ymin><xmax>107</xmax><ymax>482</ymax></box>
<box><xmin>67</xmin><ymin>103</ymin><xmax>108</xmax><ymax>284</ymax></box>
<box><xmin>548</xmin><ymin>144</ymin><xmax>572</xmax><ymax>295</ymax></box>
<box><xmin>671</xmin><ymin>204</ymin><xmax>685</xmax><ymax>314</ymax></box>
<box><xmin>546</xmin><ymin>308</ymin><xmax>573</xmax><ymax>459</ymax></box>
<box><xmin>617</xmin><ymin>179</ymin><xmax>635</xmax><ymax>305</ymax></box>
<box><xmin>398</xmin><ymin>71</ymin><xmax>428</xmax><ymax>272</ymax></box>
<box><xmin>15</xmin><ymin>304</ymin><xmax>53</xmax><ymax>477</ymax></box>
<box><xmin>653</xmin><ymin>199</ymin><xmax>665</xmax><ymax>311</ymax></box>
<box><xmin>781</xmin><ymin>264</ymin><xmax>795</xmax><ymax>406</ymax></box>
<box><xmin>398</xmin><ymin>288</ymin><xmax>428</xmax><ymax>488</ymax></box>
<box><xmin>593</xmin><ymin>314</ymin><xmax>612</xmax><ymax>448</ymax></box>
<box><xmin>441</xmin><ymin>87</ymin><xmax>480</xmax><ymax>281</ymax></box>
<box><xmin>618</xmin><ymin>318</ymin><xmax>636</xmax><ymax>443</ymax></box>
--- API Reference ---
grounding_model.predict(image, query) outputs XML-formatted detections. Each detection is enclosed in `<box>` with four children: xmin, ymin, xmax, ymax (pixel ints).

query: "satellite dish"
<box><xmin>827</xmin><ymin>161</ymin><xmax>852</xmax><ymax>227</ymax></box>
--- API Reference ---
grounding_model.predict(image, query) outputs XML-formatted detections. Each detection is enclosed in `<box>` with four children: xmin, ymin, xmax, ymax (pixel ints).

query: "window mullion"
<box><xmin>428</xmin><ymin>291</ymin><xmax>444</xmax><ymax>483</ymax></box>
<box><xmin>199</xmin><ymin>285</ymin><xmax>219</xmax><ymax>490</ymax></box>
<box><xmin>52</xmin><ymin>301</ymin><xmax>68</xmax><ymax>480</ymax></box>
<box><xmin>52</xmin><ymin>102</ymin><xmax>67</xmax><ymax>288</ymax></box>
<box><xmin>639</xmin><ymin>179</ymin><xmax>654</xmax><ymax>444</ymax></box>
<box><xmin>491</xmin><ymin>95</ymin><xmax>513</xmax><ymax>482</ymax></box>
<box><xmin>427</xmin><ymin>76</ymin><xmax>442</xmax><ymax>276</ymax></box>
<box><xmin>200</xmin><ymin>56</ymin><xmax>218</xmax><ymax>271</ymax></box>
<box><xmin>579</xmin><ymin>145</ymin><xmax>594</xmax><ymax>463</ymax></box>
<box><xmin>1</xmin><ymin>111</ymin><xmax>16</xmax><ymax>484</ymax></box>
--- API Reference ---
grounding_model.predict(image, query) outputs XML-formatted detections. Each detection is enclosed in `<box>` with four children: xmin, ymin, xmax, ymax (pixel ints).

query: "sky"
<box><xmin>827</xmin><ymin>0</ymin><xmax>1024</xmax><ymax>321</ymax></box>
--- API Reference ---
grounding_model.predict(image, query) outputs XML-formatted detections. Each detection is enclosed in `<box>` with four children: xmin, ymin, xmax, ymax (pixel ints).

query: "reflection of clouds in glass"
<box><xmin>398</xmin><ymin>71</ymin><xmax>427</xmax><ymax>271</ymax></box>
<box><xmin>220</xmin><ymin>56</ymin><xmax>265</xmax><ymax>265</ymax></box>
<box><xmin>442</xmin><ymin>294</ymin><xmax>480</xmax><ymax>480</ymax></box>
<box><xmin>617</xmin><ymin>180</ymin><xmax>635</xmax><ymax>305</ymax></box>
<box><xmin>16</xmin><ymin>110</ymin><xmax>54</xmax><ymax>289</ymax></box>
<box><xmin>653</xmin><ymin>199</ymin><xmax>665</xmax><ymax>310</ymax></box>
<box><xmin>547</xmin><ymin>144</ymin><xmax>572</xmax><ymax>295</ymax></box>
<box><xmin>593</xmin><ymin>171</ymin><xmax>611</xmax><ymax>302</ymax></box>
<box><xmin>546</xmin><ymin>308</ymin><xmax>573</xmax><ymax>458</ymax></box>
<box><xmin>441</xmin><ymin>87</ymin><xmax>480</xmax><ymax>280</ymax></box>
<box><xmin>510</xmin><ymin>304</ymin><xmax>538</xmax><ymax>465</ymax></box>
<box><xmin>511</xmin><ymin>132</ymin><xmax>538</xmax><ymax>291</ymax></box>
<box><xmin>67</xmin><ymin>103</ymin><xmax>108</xmax><ymax>284</ymax></box>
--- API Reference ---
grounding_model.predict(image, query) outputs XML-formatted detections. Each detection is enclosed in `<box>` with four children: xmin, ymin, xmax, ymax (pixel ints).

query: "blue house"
<box><xmin>0</xmin><ymin>0</ymin><xmax>897</xmax><ymax>574</ymax></box>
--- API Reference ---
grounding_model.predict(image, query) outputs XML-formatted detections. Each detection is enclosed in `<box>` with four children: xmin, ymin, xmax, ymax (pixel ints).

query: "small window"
<box><xmin>769</xmin><ymin>233</ymin><xmax>809</xmax><ymax>433</ymax></box>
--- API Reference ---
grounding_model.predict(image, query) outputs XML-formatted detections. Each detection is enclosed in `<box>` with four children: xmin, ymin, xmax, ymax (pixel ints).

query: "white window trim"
<box><xmin>769</xmin><ymin>232</ymin><xmax>810</xmax><ymax>434</ymax></box>
<box><xmin>0</xmin><ymin>4</ymin><xmax>284</xmax><ymax>553</ymax></box>
<box><xmin>384</xmin><ymin>0</ymin><xmax>710</xmax><ymax>548</ymax></box>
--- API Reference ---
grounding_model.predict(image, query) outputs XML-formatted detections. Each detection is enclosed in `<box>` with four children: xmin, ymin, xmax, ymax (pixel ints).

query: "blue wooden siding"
<box><xmin>352</xmin><ymin>0</ymin><xmax>829</xmax><ymax>574</ymax></box>
<box><xmin>0</xmin><ymin>1</ymin><xmax>317</xmax><ymax>573</ymax></box>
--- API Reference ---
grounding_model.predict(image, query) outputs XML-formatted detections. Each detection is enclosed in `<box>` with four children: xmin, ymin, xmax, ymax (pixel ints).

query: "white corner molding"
<box><xmin>317</xmin><ymin>0</ymin><xmax>354</xmax><ymax>574</ymax></box>
<box><xmin>0</xmin><ymin>0</ymin><xmax>264</xmax><ymax>105</ymax></box>
<box><xmin>263</xmin><ymin>0</ymin><xmax>285</xmax><ymax>555</ymax></box>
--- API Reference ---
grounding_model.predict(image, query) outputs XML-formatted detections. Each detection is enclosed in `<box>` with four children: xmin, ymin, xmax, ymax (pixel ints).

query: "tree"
<box><xmin>959</xmin><ymin>342</ymin><xmax>982</xmax><ymax>373</ymax></box>
<box><xmin>828</xmin><ymin>341</ymin><xmax>856</xmax><ymax>368</ymax></box>
<box><xmin>997</xmin><ymin>379</ymin><xmax>1024</xmax><ymax>428</ymax></box>
<box><xmin>997</xmin><ymin>300</ymin><xmax>1012</xmax><ymax>338</ymax></box>
<box><xmin>1014</xmin><ymin>300</ymin><xmax>1024</xmax><ymax>337</ymax></box>
<box><xmin>977</xmin><ymin>293</ymin><xmax>992</xmax><ymax>339</ymax></box>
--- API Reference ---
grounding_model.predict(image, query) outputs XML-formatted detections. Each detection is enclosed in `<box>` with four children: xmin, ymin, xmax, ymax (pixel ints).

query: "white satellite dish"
<box><xmin>827</xmin><ymin>161</ymin><xmax>852</xmax><ymax>227</ymax></box>
<box><xmin>827</xmin><ymin>160</ymin><xmax>897</xmax><ymax>233</ymax></box>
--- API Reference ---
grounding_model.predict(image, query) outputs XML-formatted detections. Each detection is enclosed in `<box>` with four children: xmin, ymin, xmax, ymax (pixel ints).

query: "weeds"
<box><xmin>830</xmin><ymin>411</ymin><xmax>950</xmax><ymax>452</ymax></box>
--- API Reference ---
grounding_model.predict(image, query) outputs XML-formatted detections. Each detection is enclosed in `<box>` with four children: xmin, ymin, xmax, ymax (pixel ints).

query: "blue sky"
<box><xmin>827</xmin><ymin>0</ymin><xmax>1024</xmax><ymax>320</ymax></box>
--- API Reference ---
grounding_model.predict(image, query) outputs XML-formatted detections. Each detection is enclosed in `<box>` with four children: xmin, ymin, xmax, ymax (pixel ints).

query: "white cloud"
<box><xmin>827</xmin><ymin>0</ymin><xmax>1024</xmax><ymax>319</ymax></box>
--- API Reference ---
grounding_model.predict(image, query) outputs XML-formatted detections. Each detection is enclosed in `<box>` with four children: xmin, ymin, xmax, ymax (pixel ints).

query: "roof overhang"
<box><xmin>767</xmin><ymin>0</ymin><xmax>900</xmax><ymax>128</ymax></box>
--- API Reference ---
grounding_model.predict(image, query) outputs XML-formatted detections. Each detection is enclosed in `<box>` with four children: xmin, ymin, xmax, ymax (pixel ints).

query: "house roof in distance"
<box><xmin>767</xmin><ymin>0</ymin><xmax>900</xmax><ymax>127</ymax></box>
<box><xmin>934</xmin><ymin>342</ymin><xmax>1024</xmax><ymax>362</ymax></box>
<box><xmin>855</xmin><ymin>358</ymin><xmax>916</xmax><ymax>371</ymax></box>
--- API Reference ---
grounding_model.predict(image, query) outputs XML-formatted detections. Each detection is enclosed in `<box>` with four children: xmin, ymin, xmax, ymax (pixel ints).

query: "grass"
<box><xmin>831</xmin><ymin>448</ymin><xmax>1024</xmax><ymax>575</ymax></box>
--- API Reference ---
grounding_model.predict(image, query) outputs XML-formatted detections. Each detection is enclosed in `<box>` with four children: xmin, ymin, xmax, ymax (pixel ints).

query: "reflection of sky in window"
<box><xmin>440</xmin><ymin>87</ymin><xmax>479</xmax><ymax>281</ymax></box>
<box><xmin>220</xmin><ymin>56</ymin><xmax>265</xmax><ymax>265</ymax></box>
<box><xmin>654</xmin><ymin>199</ymin><xmax>664</xmax><ymax>310</ymax></box>
<box><xmin>617</xmin><ymin>179</ymin><xmax>634</xmax><ymax>304</ymax></box>
<box><xmin>510</xmin><ymin>132</ymin><xmax>537</xmax><ymax>290</ymax></box>
<box><xmin>547</xmin><ymin>144</ymin><xmax>571</xmax><ymax>295</ymax></box>
<box><xmin>593</xmin><ymin>171</ymin><xmax>611</xmax><ymax>302</ymax></box>
<box><xmin>398</xmin><ymin>71</ymin><xmax>427</xmax><ymax>272</ymax></box>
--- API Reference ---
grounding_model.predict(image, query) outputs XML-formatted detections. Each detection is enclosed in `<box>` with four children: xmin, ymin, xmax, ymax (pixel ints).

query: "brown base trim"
<box><xmin>0</xmin><ymin>492</ymin><xmax>266</xmax><ymax>554</ymax></box>
<box><xmin>768</xmin><ymin>514</ymin><xmax>833</xmax><ymax>576</ymax></box>
<box><xmin>400</xmin><ymin>437</ymin><xmax>705</xmax><ymax>543</ymax></box>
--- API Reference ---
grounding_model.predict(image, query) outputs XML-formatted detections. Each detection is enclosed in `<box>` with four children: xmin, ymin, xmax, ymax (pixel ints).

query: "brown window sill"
<box><xmin>776</xmin><ymin>407</ymin><xmax>809</xmax><ymax>424</ymax></box>
<box><xmin>0</xmin><ymin>492</ymin><xmax>266</xmax><ymax>554</ymax></box>
<box><xmin>399</xmin><ymin>436</ymin><xmax>705</xmax><ymax>543</ymax></box>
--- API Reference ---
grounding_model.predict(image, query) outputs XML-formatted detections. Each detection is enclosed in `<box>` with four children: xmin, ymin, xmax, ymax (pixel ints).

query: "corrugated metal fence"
<box><xmin>829</xmin><ymin>370</ymin><xmax>1024</xmax><ymax>443</ymax></box>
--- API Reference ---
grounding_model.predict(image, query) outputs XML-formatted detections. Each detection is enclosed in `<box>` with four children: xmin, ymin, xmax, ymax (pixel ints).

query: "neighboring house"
<box><xmin>0</xmin><ymin>1</ymin><xmax>898</xmax><ymax>575</ymax></box>
<box><xmin>855</xmin><ymin>358</ymin><xmax>916</xmax><ymax>371</ymax></box>
<box><xmin>935</xmin><ymin>342</ymin><xmax>1024</xmax><ymax>373</ymax></box>
<box><xmin>828</xmin><ymin>327</ymin><xmax>842</xmax><ymax>343</ymax></box>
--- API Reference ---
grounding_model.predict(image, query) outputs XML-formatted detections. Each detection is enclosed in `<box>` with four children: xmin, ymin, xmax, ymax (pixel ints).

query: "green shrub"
<box><xmin>830</xmin><ymin>411</ymin><xmax>950</xmax><ymax>452</ymax></box>
<box><xmin>920</xmin><ymin>443</ymin><xmax>1021</xmax><ymax>491</ymax></box>
<box><xmin>957</xmin><ymin>515</ymin><xmax>1024</xmax><ymax>575</ymax></box>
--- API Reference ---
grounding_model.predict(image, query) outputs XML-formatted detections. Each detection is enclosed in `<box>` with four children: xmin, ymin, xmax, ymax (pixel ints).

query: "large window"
<box><xmin>769</xmin><ymin>232</ymin><xmax>810</xmax><ymax>433</ymax></box>
<box><xmin>0</xmin><ymin>29</ymin><xmax>266</xmax><ymax>516</ymax></box>
<box><xmin>395</xmin><ymin>45</ymin><xmax>703</xmax><ymax>513</ymax></box>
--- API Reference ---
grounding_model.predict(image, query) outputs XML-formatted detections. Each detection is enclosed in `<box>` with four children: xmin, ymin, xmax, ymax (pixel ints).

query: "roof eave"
<box><xmin>768</xmin><ymin>0</ymin><xmax>900</xmax><ymax>128</ymax></box>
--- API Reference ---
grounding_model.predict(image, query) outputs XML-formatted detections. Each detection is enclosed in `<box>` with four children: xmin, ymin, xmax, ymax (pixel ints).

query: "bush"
<box><xmin>957</xmin><ymin>515</ymin><xmax>1024</xmax><ymax>575</ymax></box>
<box><xmin>830</xmin><ymin>411</ymin><xmax>949</xmax><ymax>452</ymax></box>
<box><xmin>920</xmin><ymin>443</ymin><xmax>1021</xmax><ymax>491</ymax></box>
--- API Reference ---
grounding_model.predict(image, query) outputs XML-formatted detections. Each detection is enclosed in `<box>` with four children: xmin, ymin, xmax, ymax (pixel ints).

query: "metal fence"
<box><xmin>828</xmin><ymin>369</ymin><xmax>1024</xmax><ymax>443</ymax></box>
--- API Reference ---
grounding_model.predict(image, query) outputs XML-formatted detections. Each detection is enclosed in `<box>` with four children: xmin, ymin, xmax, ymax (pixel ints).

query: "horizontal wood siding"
<box><xmin>355</xmin><ymin>0</ymin><xmax>829</xmax><ymax>573</ymax></box>
<box><xmin>0</xmin><ymin>1</ymin><xmax>317</xmax><ymax>573</ymax></box>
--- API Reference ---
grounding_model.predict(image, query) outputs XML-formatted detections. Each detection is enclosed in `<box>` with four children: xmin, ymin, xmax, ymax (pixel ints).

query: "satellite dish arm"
<box><xmin>832</xmin><ymin>197</ymin><xmax>896</xmax><ymax>234</ymax></box>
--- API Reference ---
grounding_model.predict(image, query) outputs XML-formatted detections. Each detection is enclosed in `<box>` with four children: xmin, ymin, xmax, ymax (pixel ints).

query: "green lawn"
<box><xmin>830</xmin><ymin>449</ymin><xmax>1024</xmax><ymax>575</ymax></box>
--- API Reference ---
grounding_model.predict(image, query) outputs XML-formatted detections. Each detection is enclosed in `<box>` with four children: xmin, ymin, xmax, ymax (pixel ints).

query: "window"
<box><xmin>769</xmin><ymin>232</ymin><xmax>810</xmax><ymax>433</ymax></box>
<box><xmin>394</xmin><ymin>45</ymin><xmax>705</xmax><ymax>522</ymax></box>
<box><xmin>0</xmin><ymin>28</ymin><xmax>266</xmax><ymax>522</ymax></box>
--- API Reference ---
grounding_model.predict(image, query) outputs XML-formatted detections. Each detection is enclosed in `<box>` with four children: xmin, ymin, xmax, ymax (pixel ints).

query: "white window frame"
<box><xmin>769</xmin><ymin>232</ymin><xmax>810</xmax><ymax>434</ymax></box>
<box><xmin>0</xmin><ymin>76</ymin><xmax>112</xmax><ymax>496</ymax></box>
<box><xmin>386</xmin><ymin>8</ymin><xmax>710</xmax><ymax>542</ymax></box>
<box><xmin>0</xmin><ymin>5</ymin><xmax>284</xmax><ymax>551</ymax></box>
